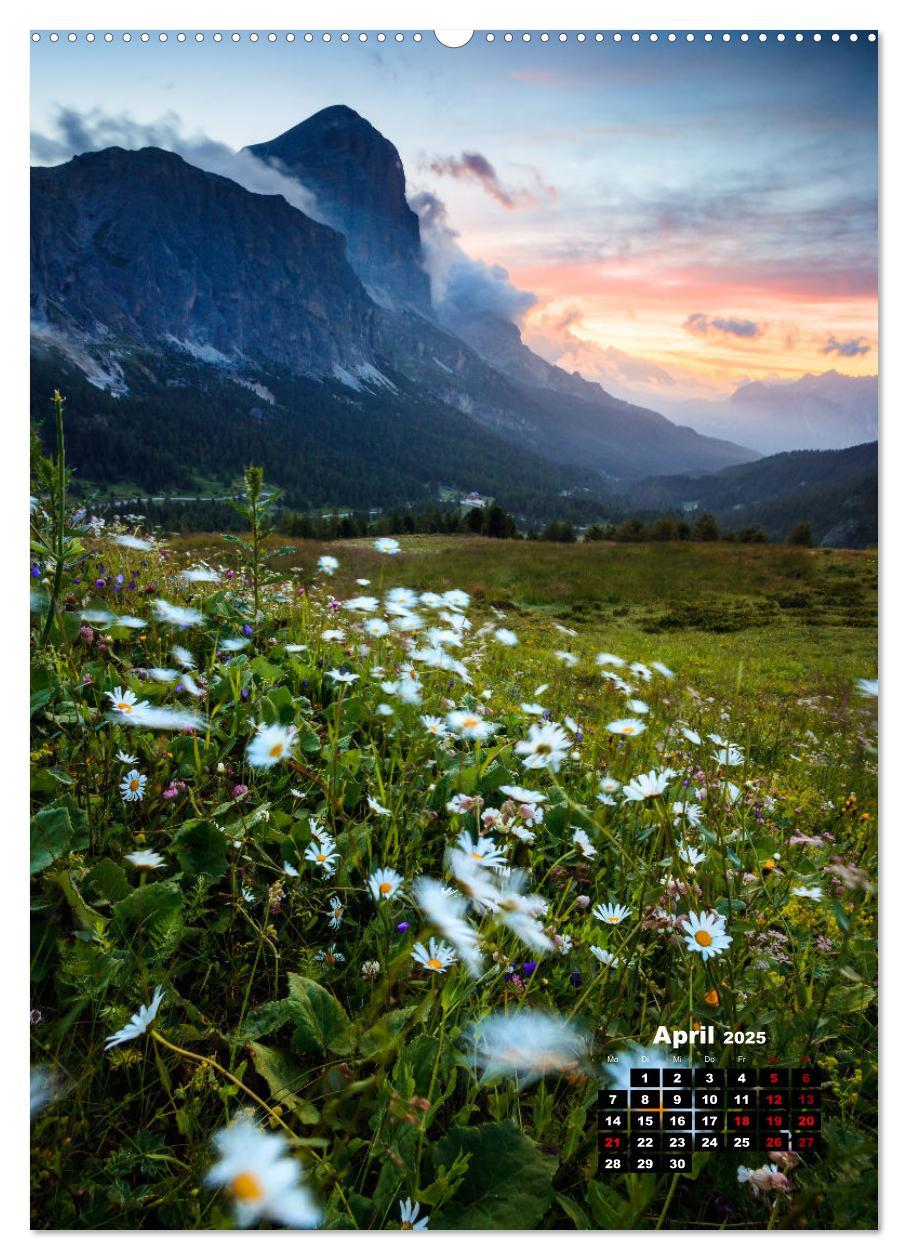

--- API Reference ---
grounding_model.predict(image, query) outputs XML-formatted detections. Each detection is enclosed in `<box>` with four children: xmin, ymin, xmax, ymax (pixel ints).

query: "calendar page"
<box><xmin>29</xmin><ymin>25</ymin><xmax>878</xmax><ymax>1232</ymax></box>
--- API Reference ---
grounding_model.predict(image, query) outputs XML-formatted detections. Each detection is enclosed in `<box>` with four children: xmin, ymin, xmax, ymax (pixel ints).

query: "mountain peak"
<box><xmin>248</xmin><ymin>108</ymin><xmax>431</xmax><ymax>312</ymax></box>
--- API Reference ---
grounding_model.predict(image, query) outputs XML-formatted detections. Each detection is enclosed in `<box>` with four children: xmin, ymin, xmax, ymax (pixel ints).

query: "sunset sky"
<box><xmin>31</xmin><ymin>31</ymin><xmax>878</xmax><ymax>406</ymax></box>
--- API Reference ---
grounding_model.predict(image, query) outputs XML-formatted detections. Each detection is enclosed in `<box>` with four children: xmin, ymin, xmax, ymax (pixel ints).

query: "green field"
<box><xmin>31</xmin><ymin>520</ymin><xmax>878</xmax><ymax>1229</ymax></box>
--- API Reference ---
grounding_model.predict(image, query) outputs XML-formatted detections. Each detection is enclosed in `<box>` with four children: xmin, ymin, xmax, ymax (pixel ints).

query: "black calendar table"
<box><xmin>598</xmin><ymin>1065</ymin><xmax>824</xmax><ymax>1174</ymax></box>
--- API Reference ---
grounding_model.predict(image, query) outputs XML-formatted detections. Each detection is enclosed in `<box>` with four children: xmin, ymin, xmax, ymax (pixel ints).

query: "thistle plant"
<box><xmin>31</xmin><ymin>391</ymin><xmax>85</xmax><ymax>647</ymax></box>
<box><xmin>224</xmin><ymin>465</ymin><xmax>293</xmax><ymax>621</ymax></box>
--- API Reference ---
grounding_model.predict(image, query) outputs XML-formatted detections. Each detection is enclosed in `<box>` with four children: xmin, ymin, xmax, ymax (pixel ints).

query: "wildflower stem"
<box><xmin>149</xmin><ymin>1029</ymin><xmax>295</xmax><ymax>1137</ymax></box>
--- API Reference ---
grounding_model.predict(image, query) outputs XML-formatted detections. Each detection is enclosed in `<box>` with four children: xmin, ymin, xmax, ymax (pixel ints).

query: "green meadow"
<box><xmin>31</xmin><ymin>472</ymin><xmax>878</xmax><ymax>1230</ymax></box>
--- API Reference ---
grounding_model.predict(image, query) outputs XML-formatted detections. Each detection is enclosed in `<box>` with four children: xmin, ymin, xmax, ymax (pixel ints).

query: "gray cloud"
<box><xmin>423</xmin><ymin>150</ymin><xmax>554</xmax><ymax>210</ymax></box>
<box><xmin>821</xmin><ymin>335</ymin><xmax>872</xmax><ymax>358</ymax></box>
<box><xmin>411</xmin><ymin>190</ymin><xmax>537</xmax><ymax>324</ymax></box>
<box><xmin>684</xmin><ymin>312</ymin><xmax>764</xmax><ymax>340</ymax></box>
<box><xmin>30</xmin><ymin>107</ymin><xmax>323</xmax><ymax>221</ymax></box>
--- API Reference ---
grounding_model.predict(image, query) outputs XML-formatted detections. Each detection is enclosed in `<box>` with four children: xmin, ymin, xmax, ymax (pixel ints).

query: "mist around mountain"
<box><xmin>654</xmin><ymin>371</ymin><xmax>877</xmax><ymax>455</ymax></box>
<box><xmin>30</xmin><ymin>104</ymin><xmax>766</xmax><ymax>515</ymax></box>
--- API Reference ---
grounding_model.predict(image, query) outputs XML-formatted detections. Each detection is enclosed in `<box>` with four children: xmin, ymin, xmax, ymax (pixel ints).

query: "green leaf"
<box><xmin>112</xmin><ymin>882</ymin><xmax>182</xmax><ymax>951</ymax></box>
<box><xmin>45</xmin><ymin>869</ymin><xmax>106</xmax><ymax>934</ymax></box>
<box><xmin>296</xmin><ymin>721</ymin><xmax>320</xmax><ymax>753</ymax></box>
<box><xmin>169</xmin><ymin>819</ymin><xmax>227</xmax><ymax>881</ymax></box>
<box><xmin>358</xmin><ymin>1006</ymin><xmax>416</xmax><ymax>1059</ymax></box>
<box><xmin>30</xmin><ymin>798</ymin><xmax>90</xmax><ymax>874</ymax></box>
<box><xmin>83</xmin><ymin>858</ymin><xmax>131</xmax><ymax>904</ymax></box>
<box><xmin>247</xmin><ymin>1042</ymin><xmax>319</xmax><ymax>1124</ymax></box>
<box><xmin>432</xmin><ymin>1121</ymin><xmax>556</xmax><ymax>1229</ymax></box>
<box><xmin>286</xmin><ymin>973</ymin><xmax>353</xmax><ymax>1056</ymax></box>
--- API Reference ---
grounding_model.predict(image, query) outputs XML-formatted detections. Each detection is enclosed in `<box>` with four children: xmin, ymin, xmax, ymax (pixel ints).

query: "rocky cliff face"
<box><xmin>248</xmin><ymin>105</ymin><xmax>432</xmax><ymax>313</ymax></box>
<box><xmin>30</xmin><ymin>120</ymin><xmax>759</xmax><ymax>482</ymax></box>
<box><xmin>31</xmin><ymin>146</ymin><xmax>379</xmax><ymax>374</ymax></box>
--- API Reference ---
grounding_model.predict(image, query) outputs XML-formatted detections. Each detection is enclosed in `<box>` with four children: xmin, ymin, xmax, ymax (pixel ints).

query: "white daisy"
<box><xmin>246</xmin><ymin>724</ymin><xmax>297</xmax><ymax>769</ymax></box>
<box><xmin>304</xmin><ymin>835</ymin><xmax>339</xmax><ymax>875</ymax></box>
<box><xmin>572</xmin><ymin>828</ymin><xmax>597</xmax><ymax>858</ymax></box>
<box><xmin>125</xmin><ymin>850</ymin><xmax>165</xmax><ymax>870</ymax></box>
<box><xmin>373</xmin><ymin>537</ymin><xmax>401</xmax><ymax>555</ymax></box>
<box><xmin>590</xmin><ymin>946</ymin><xmax>620</xmax><ymax>968</ymax></box>
<box><xmin>494</xmin><ymin>628</ymin><xmax>518</xmax><ymax>646</ymax></box>
<box><xmin>413</xmin><ymin>877</ymin><xmax>484</xmax><ymax>977</ymax></box>
<box><xmin>119</xmin><ymin>772</ymin><xmax>147</xmax><ymax>802</ymax></box>
<box><xmin>855</xmin><ymin>678</ymin><xmax>878</xmax><ymax>698</ymax></box>
<box><xmin>205</xmin><ymin>1116</ymin><xmax>322</xmax><ymax>1228</ymax></box>
<box><xmin>326</xmin><ymin>896</ymin><xmax>345</xmax><ymax>930</ymax></box>
<box><xmin>673</xmin><ymin>800</ymin><xmax>704</xmax><ymax>826</ymax></box>
<box><xmin>454</xmin><ymin>831</ymin><xmax>508</xmax><ymax>869</ymax></box>
<box><xmin>399</xmin><ymin>1198</ymin><xmax>430</xmax><ymax>1230</ymax></box>
<box><xmin>447</xmin><ymin>710</ymin><xmax>496</xmax><ymax>741</ymax></box>
<box><xmin>683</xmin><ymin>910</ymin><xmax>733</xmax><ymax>960</ymax></box>
<box><xmin>680</xmin><ymin>726</ymin><xmax>702</xmax><ymax>745</ymax></box>
<box><xmin>500</xmin><ymin>785</ymin><xmax>547</xmax><ymax>804</ymax></box>
<box><xmin>651</xmin><ymin>661</ymin><xmax>675</xmax><ymax>678</ymax></box>
<box><xmin>607</xmin><ymin>717</ymin><xmax>646</xmax><ymax>738</ymax></box>
<box><xmin>466</xmin><ymin>1010</ymin><xmax>588</xmax><ymax>1088</ymax></box>
<box><xmin>106</xmin><ymin>686</ymin><xmax>148</xmax><ymax>718</ymax></box>
<box><xmin>152</xmin><ymin>598</ymin><xmax>204</xmax><ymax>628</ymax></box>
<box><xmin>115</xmin><ymin>750</ymin><xmax>139</xmax><ymax>765</ymax></box>
<box><xmin>326</xmin><ymin>668</ymin><xmax>359</xmax><ymax>685</ymax></box>
<box><xmin>792</xmin><ymin>885</ymin><xmax>822</xmax><ymax>901</ymax></box>
<box><xmin>553</xmin><ymin>650</ymin><xmax>579</xmax><ymax>666</ymax></box>
<box><xmin>412</xmin><ymin>938</ymin><xmax>457</xmax><ymax>973</ymax></box>
<box><xmin>367</xmin><ymin>796</ymin><xmax>391</xmax><ymax>816</ymax></box>
<box><xmin>368</xmin><ymin>867</ymin><xmax>403</xmax><ymax>902</ymax></box>
<box><xmin>597</xmin><ymin>652</ymin><xmax>626</xmax><ymax>668</ymax></box>
<box><xmin>105</xmin><ymin>986</ymin><xmax>165</xmax><ymax>1050</ymax></box>
<box><xmin>593</xmin><ymin>902</ymin><xmax>631</xmax><ymax>925</ymax></box>
<box><xmin>317</xmin><ymin>555</ymin><xmax>339</xmax><ymax>574</ymax></box>
<box><xmin>515</xmin><ymin>721</ymin><xmax>571</xmax><ymax>773</ymax></box>
<box><xmin>678</xmin><ymin>844</ymin><xmax>707</xmax><ymax>867</ymax></box>
<box><xmin>421</xmin><ymin>715</ymin><xmax>448</xmax><ymax>737</ymax></box>
<box><xmin>622</xmin><ymin>768</ymin><xmax>675</xmax><ymax>801</ymax></box>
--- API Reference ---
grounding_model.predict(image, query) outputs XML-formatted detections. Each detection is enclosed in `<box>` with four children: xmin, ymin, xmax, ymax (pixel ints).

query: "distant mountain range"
<box><xmin>627</xmin><ymin>441</ymin><xmax>878</xmax><ymax>547</ymax></box>
<box><xmin>662</xmin><ymin>371</ymin><xmax>877</xmax><ymax>455</ymax></box>
<box><xmin>30</xmin><ymin>105</ymin><xmax>758</xmax><ymax>510</ymax></box>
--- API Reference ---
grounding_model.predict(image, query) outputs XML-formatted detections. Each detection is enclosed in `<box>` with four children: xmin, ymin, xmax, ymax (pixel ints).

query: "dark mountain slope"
<box><xmin>248</xmin><ymin>105</ymin><xmax>432</xmax><ymax>313</ymax></box>
<box><xmin>31</xmin><ymin>147</ymin><xmax>379</xmax><ymax>373</ymax></box>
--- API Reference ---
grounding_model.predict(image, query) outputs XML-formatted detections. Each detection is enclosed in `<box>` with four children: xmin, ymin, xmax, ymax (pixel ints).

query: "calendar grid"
<box><xmin>598</xmin><ymin>1066</ymin><xmax>824</xmax><ymax>1174</ymax></box>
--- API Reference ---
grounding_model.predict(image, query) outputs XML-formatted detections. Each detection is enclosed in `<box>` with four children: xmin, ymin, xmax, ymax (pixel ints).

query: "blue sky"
<box><xmin>31</xmin><ymin>32</ymin><xmax>878</xmax><ymax>401</ymax></box>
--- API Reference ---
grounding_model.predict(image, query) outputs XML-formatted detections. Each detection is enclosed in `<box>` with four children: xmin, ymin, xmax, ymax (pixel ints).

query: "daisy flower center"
<box><xmin>130</xmin><ymin>778</ymin><xmax>140</xmax><ymax>791</ymax></box>
<box><xmin>695</xmin><ymin>929</ymin><xmax>713</xmax><ymax>947</ymax></box>
<box><xmin>269</xmin><ymin>743</ymin><xmax>285</xmax><ymax>759</ymax></box>
<box><xmin>379</xmin><ymin>881</ymin><xmax>392</xmax><ymax>895</ymax></box>
<box><xmin>316</xmin><ymin>854</ymin><xmax>326</xmax><ymax>862</ymax></box>
<box><xmin>117</xmin><ymin>701</ymin><xmax>132</xmax><ymax>712</ymax></box>
<box><xmin>231</xmin><ymin>1170</ymin><xmax>265</xmax><ymax>1205</ymax></box>
<box><xmin>427</xmin><ymin>958</ymin><xmax>442</xmax><ymax>970</ymax></box>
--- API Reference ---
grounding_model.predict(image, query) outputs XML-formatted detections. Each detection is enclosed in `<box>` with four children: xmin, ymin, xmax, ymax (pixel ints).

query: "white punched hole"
<box><xmin>434</xmin><ymin>30</ymin><xmax>474</xmax><ymax>48</ymax></box>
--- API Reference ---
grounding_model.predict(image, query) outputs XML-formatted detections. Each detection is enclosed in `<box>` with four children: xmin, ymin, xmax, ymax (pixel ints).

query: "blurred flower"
<box><xmin>466</xmin><ymin>1010</ymin><xmax>588</xmax><ymax>1088</ymax></box>
<box><xmin>205</xmin><ymin>1115</ymin><xmax>322</xmax><ymax>1228</ymax></box>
